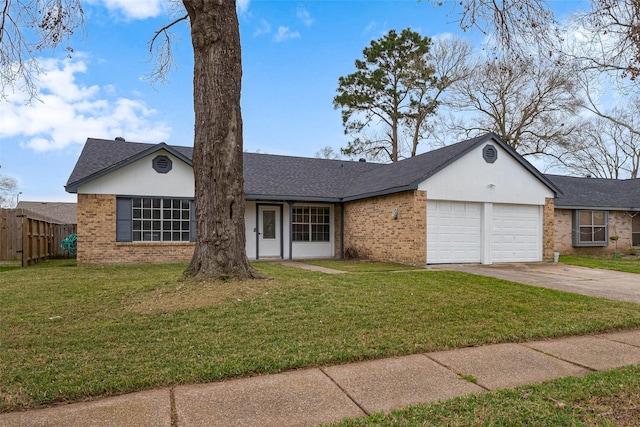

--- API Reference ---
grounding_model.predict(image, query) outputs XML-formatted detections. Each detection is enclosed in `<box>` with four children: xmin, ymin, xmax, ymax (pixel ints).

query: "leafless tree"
<box><xmin>433</xmin><ymin>0</ymin><xmax>640</xmax><ymax>81</ymax></box>
<box><xmin>0</xmin><ymin>174</ymin><xmax>17</xmax><ymax>207</ymax></box>
<box><xmin>564</xmin><ymin>110</ymin><xmax>640</xmax><ymax>179</ymax></box>
<box><xmin>446</xmin><ymin>55</ymin><xmax>582</xmax><ymax>158</ymax></box>
<box><xmin>315</xmin><ymin>146</ymin><xmax>342</xmax><ymax>160</ymax></box>
<box><xmin>0</xmin><ymin>0</ymin><xmax>84</xmax><ymax>101</ymax></box>
<box><xmin>564</xmin><ymin>0</ymin><xmax>640</xmax><ymax>80</ymax></box>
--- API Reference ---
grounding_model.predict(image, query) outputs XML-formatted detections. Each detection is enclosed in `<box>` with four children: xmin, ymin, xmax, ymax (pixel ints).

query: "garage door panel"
<box><xmin>491</xmin><ymin>204</ymin><xmax>541</xmax><ymax>262</ymax></box>
<box><xmin>427</xmin><ymin>201</ymin><xmax>481</xmax><ymax>264</ymax></box>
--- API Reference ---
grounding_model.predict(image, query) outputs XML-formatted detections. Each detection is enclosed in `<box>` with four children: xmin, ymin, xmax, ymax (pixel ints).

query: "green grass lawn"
<box><xmin>561</xmin><ymin>255</ymin><xmax>640</xmax><ymax>274</ymax></box>
<box><xmin>328</xmin><ymin>364</ymin><xmax>640</xmax><ymax>426</ymax></box>
<box><xmin>2</xmin><ymin>260</ymin><xmax>640</xmax><ymax>413</ymax></box>
<box><xmin>301</xmin><ymin>259</ymin><xmax>424</xmax><ymax>272</ymax></box>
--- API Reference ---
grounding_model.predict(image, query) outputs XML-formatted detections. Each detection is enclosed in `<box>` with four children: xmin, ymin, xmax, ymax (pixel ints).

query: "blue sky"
<box><xmin>0</xmin><ymin>0</ymin><xmax>586</xmax><ymax>203</ymax></box>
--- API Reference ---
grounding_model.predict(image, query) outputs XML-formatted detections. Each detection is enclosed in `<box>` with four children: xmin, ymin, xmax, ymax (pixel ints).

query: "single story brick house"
<box><xmin>66</xmin><ymin>132</ymin><xmax>563</xmax><ymax>265</ymax></box>
<box><xmin>544</xmin><ymin>174</ymin><xmax>640</xmax><ymax>255</ymax></box>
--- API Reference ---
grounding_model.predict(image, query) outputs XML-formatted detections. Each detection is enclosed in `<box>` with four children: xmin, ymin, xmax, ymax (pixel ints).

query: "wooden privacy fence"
<box><xmin>0</xmin><ymin>209</ymin><xmax>77</xmax><ymax>266</ymax></box>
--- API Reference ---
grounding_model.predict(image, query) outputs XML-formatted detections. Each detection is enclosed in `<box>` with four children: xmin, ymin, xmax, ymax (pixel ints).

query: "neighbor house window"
<box><xmin>292</xmin><ymin>206</ymin><xmax>330</xmax><ymax>242</ymax></box>
<box><xmin>116</xmin><ymin>197</ymin><xmax>195</xmax><ymax>242</ymax></box>
<box><xmin>572</xmin><ymin>210</ymin><xmax>608</xmax><ymax>247</ymax></box>
<box><xmin>633</xmin><ymin>215</ymin><xmax>640</xmax><ymax>247</ymax></box>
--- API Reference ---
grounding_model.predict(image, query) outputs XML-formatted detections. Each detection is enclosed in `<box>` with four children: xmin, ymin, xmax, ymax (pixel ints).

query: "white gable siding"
<box><xmin>77</xmin><ymin>150</ymin><xmax>194</xmax><ymax>197</ymax></box>
<box><xmin>418</xmin><ymin>143</ymin><xmax>553</xmax><ymax>204</ymax></box>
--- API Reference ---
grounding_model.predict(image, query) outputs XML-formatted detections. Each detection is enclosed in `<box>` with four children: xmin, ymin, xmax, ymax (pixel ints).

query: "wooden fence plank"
<box><xmin>0</xmin><ymin>208</ymin><xmax>77</xmax><ymax>265</ymax></box>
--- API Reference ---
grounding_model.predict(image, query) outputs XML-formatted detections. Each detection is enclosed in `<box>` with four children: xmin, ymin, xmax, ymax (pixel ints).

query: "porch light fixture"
<box><xmin>391</xmin><ymin>207</ymin><xmax>398</xmax><ymax>219</ymax></box>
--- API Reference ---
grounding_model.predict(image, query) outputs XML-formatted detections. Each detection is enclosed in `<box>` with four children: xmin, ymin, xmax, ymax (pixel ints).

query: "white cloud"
<box><xmin>253</xmin><ymin>19</ymin><xmax>272</xmax><ymax>37</ymax></box>
<box><xmin>97</xmin><ymin>0</ymin><xmax>165</xmax><ymax>19</ymax></box>
<box><xmin>0</xmin><ymin>57</ymin><xmax>171</xmax><ymax>153</ymax></box>
<box><xmin>364</xmin><ymin>21</ymin><xmax>378</xmax><ymax>33</ymax></box>
<box><xmin>273</xmin><ymin>26</ymin><xmax>300</xmax><ymax>43</ymax></box>
<box><xmin>237</xmin><ymin>0</ymin><xmax>250</xmax><ymax>14</ymax></box>
<box><xmin>297</xmin><ymin>9</ymin><xmax>314</xmax><ymax>27</ymax></box>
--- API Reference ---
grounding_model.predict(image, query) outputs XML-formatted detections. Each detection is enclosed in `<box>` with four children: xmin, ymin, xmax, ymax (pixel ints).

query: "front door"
<box><xmin>258</xmin><ymin>206</ymin><xmax>281</xmax><ymax>258</ymax></box>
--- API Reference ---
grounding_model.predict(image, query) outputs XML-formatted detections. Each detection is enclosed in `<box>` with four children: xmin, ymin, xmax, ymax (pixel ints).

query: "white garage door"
<box><xmin>491</xmin><ymin>204</ymin><xmax>541</xmax><ymax>262</ymax></box>
<box><xmin>427</xmin><ymin>201</ymin><xmax>481</xmax><ymax>264</ymax></box>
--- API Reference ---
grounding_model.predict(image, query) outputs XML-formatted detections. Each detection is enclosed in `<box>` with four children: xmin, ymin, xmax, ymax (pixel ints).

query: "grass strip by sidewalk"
<box><xmin>328</xmin><ymin>364</ymin><xmax>640</xmax><ymax>426</ymax></box>
<box><xmin>561</xmin><ymin>255</ymin><xmax>640</xmax><ymax>274</ymax></box>
<box><xmin>2</xmin><ymin>260</ymin><xmax>640</xmax><ymax>412</ymax></box>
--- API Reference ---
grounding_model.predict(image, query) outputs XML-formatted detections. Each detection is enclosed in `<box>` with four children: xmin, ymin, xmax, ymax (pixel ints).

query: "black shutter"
<box><xmin>189</xmin><ymin>200</ymin><xmax>196</xmax><ymax>242</ymax></box>
<box><xmin>116</xmin><ymin>198</ymin><xmax>133</xmax><ymax>242</ymax></box>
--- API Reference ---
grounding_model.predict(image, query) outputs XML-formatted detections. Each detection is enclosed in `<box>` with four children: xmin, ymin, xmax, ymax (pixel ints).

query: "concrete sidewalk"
<box><xmin>3</xmin><ymin>330</ymin><xmax>640</xmax><ymax>427</ymax></box>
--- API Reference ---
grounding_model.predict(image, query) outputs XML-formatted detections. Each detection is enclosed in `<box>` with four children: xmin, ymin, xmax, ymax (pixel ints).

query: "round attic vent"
<box><xmin>482</xmin><ymin>144</ymin><xmax>498</xmax><ymax>164</ymax></box>
<box><xmin>152</xmin><ymin>155</ymin><xmax>172</xmax><ymax>173</ymax></box>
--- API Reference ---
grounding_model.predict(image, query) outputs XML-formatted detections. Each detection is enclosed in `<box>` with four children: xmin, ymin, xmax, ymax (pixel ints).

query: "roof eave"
<box><xmin>554</xmin><ymin>204</ymin><xmax>640</xmax><ymax>211</ymax></box>
<box><xmin>342</xmin><ymin>185</ymin><xmax>417</xmax><ymax>202</ymax></box>
<box><xmin>244</xmin><ymin>194</ymin><xmax>341</xmax><ymax>203</ymax></box>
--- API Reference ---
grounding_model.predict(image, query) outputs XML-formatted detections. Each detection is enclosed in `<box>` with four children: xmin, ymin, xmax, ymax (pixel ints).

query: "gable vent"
<box><xmin>152</xmin><ymin>155</ymin><xmax>173</xmax><ymax>174</ymax></box>
<box><xmin>483</xmin><ymin>144</ymin><xmax>498</xmax><ymax>164</ymax></box>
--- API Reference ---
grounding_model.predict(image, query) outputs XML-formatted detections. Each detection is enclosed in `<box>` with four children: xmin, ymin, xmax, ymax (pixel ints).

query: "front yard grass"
<box><xmin>301</xmin><ymin>259</ymin><xmax>423</xmax><ymax>272</ymax></box>
<box><xmin>561</xmin><ymin>255</ymin><xmax>640</xmax><ymax>274</ymax></box>
<box><xmin>329</xmin><ymin>364</ymin><xmax>640</xmax><ymax>426</ymax></box>
<box><xmin>2</xmin><ymin>260</ymin><xmax>640</xmax><ymax>413</ymax></box>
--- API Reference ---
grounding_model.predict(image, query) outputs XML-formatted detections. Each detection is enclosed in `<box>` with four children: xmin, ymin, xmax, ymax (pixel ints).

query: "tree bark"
<box><xmin>182</xmin><ymin>0</ymin><xmax>259</xmax><ymax>280</ymax></box>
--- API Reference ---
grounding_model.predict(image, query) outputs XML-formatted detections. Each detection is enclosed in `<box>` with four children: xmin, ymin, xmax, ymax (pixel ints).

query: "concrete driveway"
<box><xmin>435</xmin><ymin>263</ymin><xmax>640</xmax><ymax>304</ymax></box>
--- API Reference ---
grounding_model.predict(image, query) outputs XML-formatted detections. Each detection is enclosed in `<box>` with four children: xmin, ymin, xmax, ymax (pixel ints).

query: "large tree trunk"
<box><xmin>182</xmin><ymin>0</ymin><xmax>259</xmax><ymax>280</ymax></box>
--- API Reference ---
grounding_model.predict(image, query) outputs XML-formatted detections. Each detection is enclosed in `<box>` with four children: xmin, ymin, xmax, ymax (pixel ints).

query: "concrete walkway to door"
<box><xmin>434</xmin><ymin>263</ymin><xmax>640</xmax><ymax>304</ymax></box>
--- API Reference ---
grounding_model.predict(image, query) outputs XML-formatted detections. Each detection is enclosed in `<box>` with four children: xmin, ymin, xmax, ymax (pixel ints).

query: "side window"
<box><xmin>572</xmin><ymin>210</ymin><xmax>608</xmax><ymax>247</ymax></box>
<box><xmin>632</xmin><ymin>215</ymin><xmax>640</xmax><ymax>247</ymax></box>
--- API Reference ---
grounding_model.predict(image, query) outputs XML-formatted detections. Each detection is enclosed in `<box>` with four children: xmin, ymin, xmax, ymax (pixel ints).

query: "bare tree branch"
<box><xmin>145</xmin><ymin>13</ymin><xmax>189</xmax><ymax>84</ymax></box>
<box><xmin>0</xmin><ymin>0</ymin><xmax>84</xmax><ymax>102</ymax></box>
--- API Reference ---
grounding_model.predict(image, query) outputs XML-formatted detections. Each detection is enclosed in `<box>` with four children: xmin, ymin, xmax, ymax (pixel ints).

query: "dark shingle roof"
<box><xmin>16</xmin><ymin>201</ymin><xmax>77</xmax><ymax>224</ymax></box>
<box><xmin>243</xmin><ymin>153</ymin><xmax>382</xmax><ymax>200</ymax></box>
<box><xmin>545</xmin><ymin>174</ymin><xmax>640</xmax><ymax>210</ymax></box>
<box><xmin>66</xmin><ymin>133</ymin><xmax>556</xmax><ymax>201</ymax></box>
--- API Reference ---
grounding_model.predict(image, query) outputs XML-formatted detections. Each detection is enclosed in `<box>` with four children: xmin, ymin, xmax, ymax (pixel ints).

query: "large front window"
<box><xmin>573</xmin><ymin>210</ymin><xmax>608</xmax><ymax>246</ymax></box>
<box><xmin>633</xmin><ymin>214</ymin><xmax>640</xmax><ymax>247</ymax></box>
<box><xmin>292</xmin><ymin>206</ymin><xmax>330</xmax><ymax>242</ymax></box>
<box><xmin>132</xmin><ymin>198</ymin><xmax>191</xmax><ymax>242</ymax></box>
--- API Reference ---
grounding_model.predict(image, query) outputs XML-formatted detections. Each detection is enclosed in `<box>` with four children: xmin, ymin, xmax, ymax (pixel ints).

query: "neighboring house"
<box><xmin>16</xmin><ymin>201</ymin><xmax>77</xmax><ymax>225</ymax></box>
<box><xmin>544</xmin><ymin>174</ymin><xmax>640</xmax><ymax>255</ymax></box>
<box><xmin>65</xmin><ymin>133</ymin><xmax>558</xmax><ymax>265</ymax></box>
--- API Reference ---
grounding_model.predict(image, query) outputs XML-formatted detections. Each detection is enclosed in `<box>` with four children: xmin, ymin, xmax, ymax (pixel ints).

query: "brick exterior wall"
<box><xmin>76</xmin><ymin>194</ymin><xmax>194</xmax><ymax>265</ymax></box>
<box><xmin>333</xmin><ymin>203</ymin><xmax>342</xmax><ymax>258</ymax></box>
<box><xmin>553</xmin><ymin>208</ymin><xmax>635</xmax><ymax>255</ymax></box>
<box><xmin>343</xmin><ymin>190</ymin><xmax>426</xmax><ymax>265</ymax></box>
<box><xmin>543</xmin><ymin>198</ymin><xmax>555</xmax><ymax>261</ymax></box>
